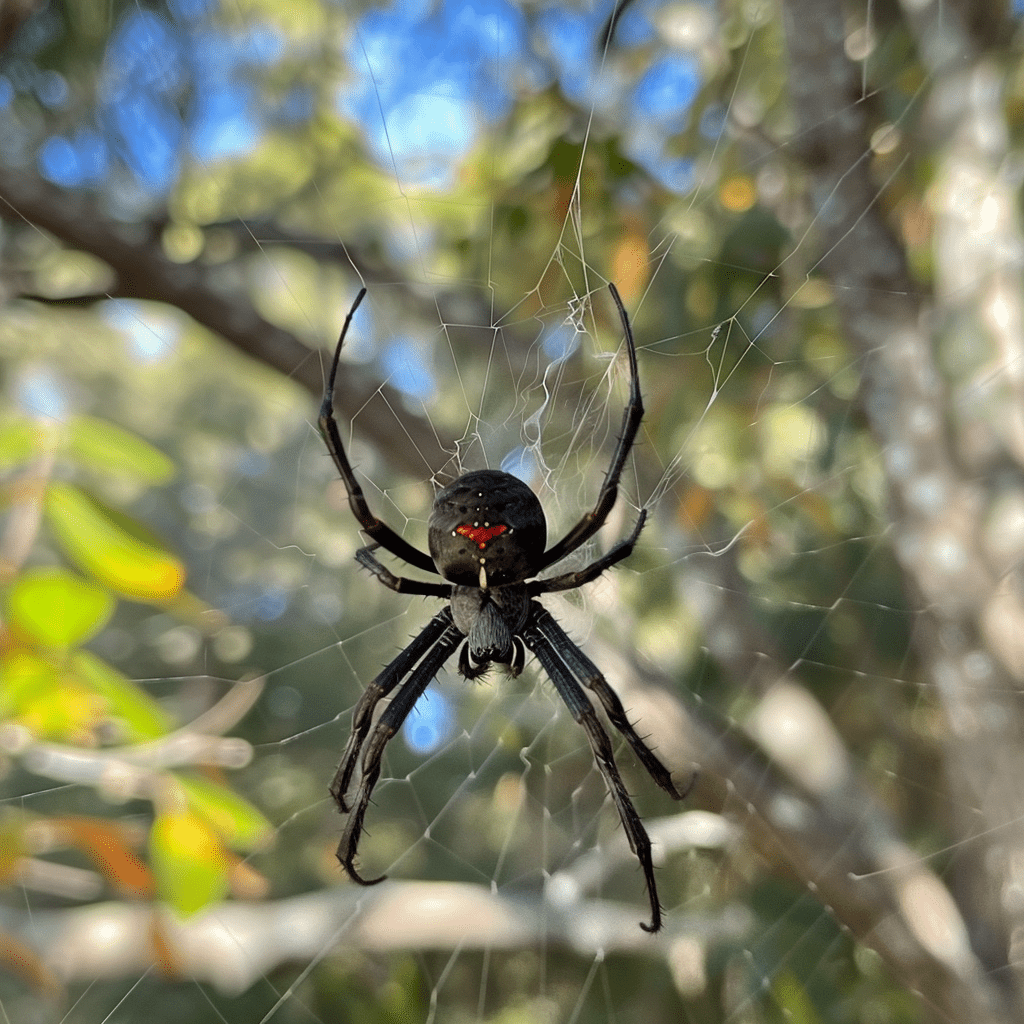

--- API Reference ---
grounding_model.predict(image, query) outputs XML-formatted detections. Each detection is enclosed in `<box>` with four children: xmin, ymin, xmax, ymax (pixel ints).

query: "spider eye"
<box><xmin>428</xmin><ymin>469</ymin><xmax>545</xmax><ymax>586</ymax></box>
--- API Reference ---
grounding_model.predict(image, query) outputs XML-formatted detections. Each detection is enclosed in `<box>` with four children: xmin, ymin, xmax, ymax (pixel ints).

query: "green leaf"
<box><xmin>6</xmin><ymin>568</ymin><xmax>114</xmax><ymax>648</ymax></box>
<box><xmin>178</xmin><ymin>774</ymin><xmax>273</xmax><ymax>851</ymax></box>
<box><xmin>0</xmin><ymin>649</ymin><xmax>104</xmax><ymax>740</ymax></box>
<box><xmin>770</xmin><ymin>971</ymin><xmax>823</xmax><ymax>1024</ymax></box>
<box><xmin>1</xmin><ymin>648</ymin><xmax>171</xmax><ymax>743</ymax></box>
<box><xmin>65</xmin><ymin>416</ymin><xmax>175</xmax><ymax>484</ymax></box>
<box><xmin>150</xmin><ymin>811</ymin><xmax>229</xmax><ymax>917</ymax></box>
<box><xmin>0</xmin><ymin>420</ymin><xmax>44</xmax><ymax>469</ymax></box>
<box><xmin>71</xmin><ymin>651</ymin><xmax>173</xmax><ymax>741</ymax></box>
<box><xmin>44</xmin><ymin>482</ymin><xmax>186</xmax><ymax>601</ymax></box>
<box><xmin>0</xmin><ymin>650</ymin><xmax>57</xmax><ymax>715</ymax></box>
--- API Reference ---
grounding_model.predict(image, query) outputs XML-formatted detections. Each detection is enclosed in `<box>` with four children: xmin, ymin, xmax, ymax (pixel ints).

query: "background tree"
<box><xmin>2</xmin><ymin>0</ymin><xmax>1023</xmax><ymax>1022</ymax></box>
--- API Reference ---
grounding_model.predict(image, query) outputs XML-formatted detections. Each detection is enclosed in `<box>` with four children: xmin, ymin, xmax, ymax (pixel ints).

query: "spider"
<box><xmin>319</xmin><ymin>284</ymin><xmax>689</xmax><ymax>933</ymax></box>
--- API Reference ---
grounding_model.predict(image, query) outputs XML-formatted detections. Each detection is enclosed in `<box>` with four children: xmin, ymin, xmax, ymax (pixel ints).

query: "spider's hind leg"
<box><xmin>356</xmin><ymin>544</ymin><xmax>451</xmax><ymax>597</ymax></box>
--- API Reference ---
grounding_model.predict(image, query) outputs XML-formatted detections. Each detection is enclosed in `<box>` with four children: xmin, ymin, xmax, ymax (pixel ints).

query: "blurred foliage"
<box><xmin>2</xmin><ymin>0</ymin><xmax>1021</xmax><ymax>1022</ymax></box>
<box><xmin>0</xmin><ymin>407</ymin><xmax>271</xmax><ymax>921</ymax></box>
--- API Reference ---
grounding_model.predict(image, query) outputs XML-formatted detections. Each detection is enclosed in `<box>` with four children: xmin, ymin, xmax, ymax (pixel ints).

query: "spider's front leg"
<box><xmin>532</xmin><ymin>283</ymin><xmax>644</xmax><ymax>574</ymax></box>
<box><xmin>329</xmin><ymin>608</ymin><xmax>454</xmax><ymax>809</ymax></box>
<box><xmin>522</xmin><ymin>605</ymin><xmax>681</xmax><ymax>933</ymax></box>
<box><xmin>332</xmin><ymin>611</ymin><xmax>463</xmax><ymax>884</ymax></box>
<box><xmin>529</xmin><ymin>603</ymin><xmax>693</xmax><ymax>801</ymax></box>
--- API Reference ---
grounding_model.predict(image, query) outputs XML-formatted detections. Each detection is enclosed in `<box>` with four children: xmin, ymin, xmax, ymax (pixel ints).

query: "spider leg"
<box><xmin>534</xmin><ymin>283</ymin><xmax>643</xmax><ymax>574</ymax></box>
<box><xmin>330</xmin><ymin>608</ymin><xmax>456</xmax><ymax>810</ymax></box>
<box><xmin>528</xmin><ymin>603</ymin><xmax>691</xmax><ymax>801</ymax></box>
<box><xmin>319</xmin><ymin>288</ymin><xmax>437</xmax><ymax>575</ymax></box>
<box><xmin>356</xmin><ymin>544</ymin><xmax>450</xmax><ymax>597</ymax></box>
<box><xmin>522</xmin><ymin>614</ymin><xmax>666</xmax><ymax>933</ymax></box>
<box><xmin>529</xmin><ymin>510</ymin><xmax>647</xmax><ymax>596</ymax></box>
<box><xmin>335</xmin><ymin>614</ymin><xmax>464</xmax><ymax>885</ymax></box>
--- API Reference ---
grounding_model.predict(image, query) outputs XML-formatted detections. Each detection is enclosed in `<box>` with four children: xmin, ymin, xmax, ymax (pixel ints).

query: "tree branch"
<box><xmin>781</xmin><ymin>0</ymin><xmax>1024</xmax><ymax>1015</ymax></box>
<box><xmin>0</xmin><ymin>167</ymin><xmax>452</xmax><ymax>481</ymax></box>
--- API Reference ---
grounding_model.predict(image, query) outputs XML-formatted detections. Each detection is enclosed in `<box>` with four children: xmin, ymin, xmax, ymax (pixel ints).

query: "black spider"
<box><xmin>319</xmin><ymin>284</ymin><xmax>689</xmax><ymax>933</ymax></box>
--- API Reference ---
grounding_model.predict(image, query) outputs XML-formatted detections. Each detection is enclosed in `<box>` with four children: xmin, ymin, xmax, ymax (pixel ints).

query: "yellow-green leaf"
<box><xmin>0</xmin><ymin>648</ymin><xmax>104</xmax><ymax>740</ymax></box>
<box><xmin>6</xmin><ymin>567</ymin><xmax>114</xmax><ymax>648</ymax></box>
<box><xmin>150</xmin><ymin>811</ymin><xmax>229</xmax><ymax>917</ymax></box>
<box><xmin>770</xmin><ymin>971</ymin><xmax>823</xmax><ymax>1024</ymax></box>
<box><xmin>44</xmin><ymin>482</ymin><xmax>186</xmax><ymax>601</ymax></box>
<box><xmin>0</xmin><ymin>650</ymin><xmax>55</xmax><ymax>715</ymax></box>
<box><xmin>2</xmin><ymin>649</ymin><xmax>171</xmax><ymax>744</ymax></box>
<box><xmin>0</xmin><ymin>420</ymin><xmax>44</xmax><ymax>468</ymax></box>
<box><xmin>65</xmin><ymin>416</ymin><xmax>175</xmax><ymax>484</ymax></box>
<box><xmin>178</xmin><ymin>775</ymin><xmax>273</xmax><ymax>851</ymax></box>
<box><xmin>0</xmin><ymin>811</ymin><xmax>31</xmax><ymax>882</ymax></box>
<box><xmin>72</xmin><ymin>651</ymin><xmax>173</xmax><ymax>741</ymax></box>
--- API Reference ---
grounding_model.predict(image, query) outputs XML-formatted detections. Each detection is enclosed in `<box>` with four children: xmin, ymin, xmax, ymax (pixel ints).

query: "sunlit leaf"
<box><xmin>178</xmin><ymin>774</ymin><xmax>273</xmax><ymax>851</ymax></box>
<box><xmin>0</xmin><ymin>811</ymin><xmax>30</xmax><ymax>882</ymax></box>
<box><xmin>65</xmin><ymin>415</ymin><xmax>175</xmax><ymax>484</ymax></box>
<box><xmin>71</xmin><ymin>651</ymin><xmax>173</xmax><ymax>741</ymax></box>
<box><xmin>6</xmin><ymin>567</ymin><xmax>114</xmax><ymax>648</ymax></box>
<box><xmin>0</xmin><ymin>649</ymin><xmax>56</xmax><ymax>715</ymax></box>
<box><xmin>0</xmin><ymin>648</ymin><xmax>104</xmax><ymax>740</ymax></box>
<box><xmin>44</xmin><ymin>482</ymin><xmax>186</xmax><ymax>601</ymax></box>
<box><xmin>150</xmin><ymin>811</ymin><xmax>229</xmax><ymax>917</ymax></box>
<box><xmin>5</xmin><ymin>669</ymin><xmax>104</xmax><ymax>742</ymax></box>
<box><xmin>770</xmin><ymin>971</ymin><xmax>823</xmax><ymax>1024</ymax></box>
<box><xmin>0</xmin><ymin>419</ymin><xmax>44</xmax><ymax>468</ymax></box>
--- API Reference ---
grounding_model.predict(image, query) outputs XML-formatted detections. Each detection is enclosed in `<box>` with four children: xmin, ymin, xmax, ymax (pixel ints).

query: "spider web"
<box><xmin>2</xmin><ymin>1</ymin><xmax>1022</xmax><ymax>1023</ymax></box>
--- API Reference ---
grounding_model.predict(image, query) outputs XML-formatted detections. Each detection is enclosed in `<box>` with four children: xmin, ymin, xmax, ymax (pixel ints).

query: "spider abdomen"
<box><xmin>428</xmin><ymin>469</ymin><xmax>546</xmax><ymax>587</ymax></box>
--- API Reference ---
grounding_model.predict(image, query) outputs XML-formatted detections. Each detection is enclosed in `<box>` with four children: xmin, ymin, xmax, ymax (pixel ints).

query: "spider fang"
<box><xmin>456</xmin><ymin>522</ymin><xmax>509</xmax><ymax>550</ymax></box>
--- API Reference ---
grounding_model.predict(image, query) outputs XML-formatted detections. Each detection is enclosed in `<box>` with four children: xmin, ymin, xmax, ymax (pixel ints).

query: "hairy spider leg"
<box><xmin>355</xmin><ymin>544</ymin><xmax>451</xmax><ymax>597</ymax></box>
<box><xmin>522</xmin><ymin>617</ymin><xmax>667</xmax><ymax>933</ymax></box>
<box><xmin>330</xmin><ymin>607</ymin><xmax>456</xmax><ymax>810</ymax></box>
<box><xmin>335</xmin><ymin>615</ymin><xmax>465</xmax><ymax>885</ymax></box>
<box><xmin>534</xmin><ymin>283</ymin><xmax>644</xmax><ymax>573</ymax></box>
<box><xmin>528</xmin><ymin>604</ymin><xmax>692</xmax><ymax>800</ymax></box>
<box><xmin>530</xmin><ymin>510</ymin><xmax>647</xmax><ymax>596</ymax></box>
<box><xmin>318</xmin><ymin>287</ymin><xmax>438</xmax><ymax>575</ymax></box>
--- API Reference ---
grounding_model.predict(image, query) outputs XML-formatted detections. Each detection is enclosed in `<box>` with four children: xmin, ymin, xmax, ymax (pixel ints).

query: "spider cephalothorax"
<box><xmin>450</xmin><ymin>582</ymin><xmax>530</xmax><ymax>677</ymax></box>
<box><xmin>319</xmin><ymin>284</ymin><xmax>690</xmax><ymax>932</ymax></box>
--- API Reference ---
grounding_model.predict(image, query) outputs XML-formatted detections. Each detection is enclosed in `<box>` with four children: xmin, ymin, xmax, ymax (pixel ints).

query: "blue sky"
<box><xmin>28</xmin><ymin>0</ymin><xmax>706</xmax><ymax>198</ymax></box>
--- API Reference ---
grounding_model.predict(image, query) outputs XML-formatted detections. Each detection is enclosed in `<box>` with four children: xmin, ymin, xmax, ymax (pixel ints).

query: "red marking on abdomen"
<box><xmin>456</xmin><ymin>523</ymin><xmax>508</xmax><ymax>550</ymax></box>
